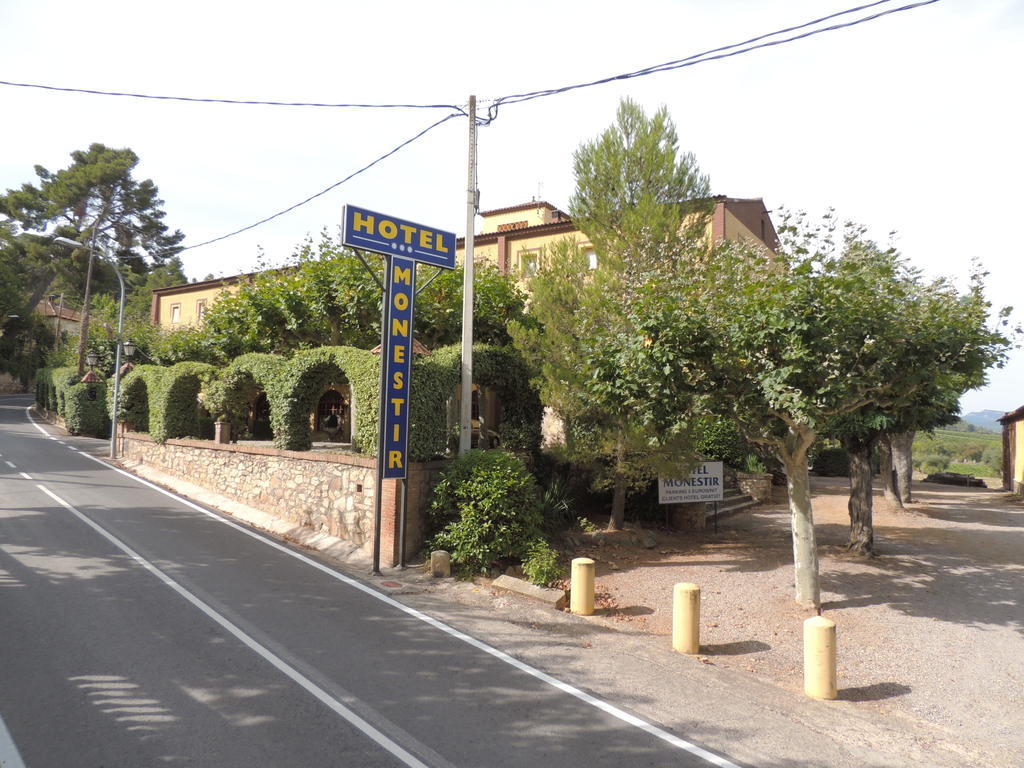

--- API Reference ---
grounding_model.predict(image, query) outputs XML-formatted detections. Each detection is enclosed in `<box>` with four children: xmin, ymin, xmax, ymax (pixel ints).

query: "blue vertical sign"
<box><xmin>382</xmin><ymin>255</ymin><xmax>416</xmax><ymax>479</ymax></box>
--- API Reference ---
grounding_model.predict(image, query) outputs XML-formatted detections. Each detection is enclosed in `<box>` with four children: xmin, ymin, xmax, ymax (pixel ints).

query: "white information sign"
<box><xmin>659</xmin><ymin>461</ymin><xmax>725</xmax><ymax>504</ymax></box>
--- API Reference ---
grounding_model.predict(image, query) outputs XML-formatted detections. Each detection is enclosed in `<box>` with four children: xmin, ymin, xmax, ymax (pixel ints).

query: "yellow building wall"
<box><xmin>1014</xmin><ymin>424</ymin><xmax>1024</xmax><ymax>485</ymax></box>
<box><xmin>480</xmin><ymin>206</ymin><xmax>556</xmax><ymax>234</ymax></box>
<box><xmin>155</xmin><ymin>284</ymin><xmax>239</xmax><ymax>328</ymax></box>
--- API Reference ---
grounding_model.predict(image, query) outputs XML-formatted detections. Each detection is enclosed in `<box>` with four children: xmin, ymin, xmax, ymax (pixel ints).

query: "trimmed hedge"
<box><xmin>37</xmin><ymin>342</ymin><xmax>542</xmax><ymax>460</ymax></box>
<box><xmin>150</xmin><ymin>362</ymin><xmax>219</xmax><ymax>442</ymax></box>
<box><xmin>35</xmin><ymin>366</ymin><xmax>109</xmax><ymax>437</ymax></box>
<box><xmin>270</xmin><ymin>346</ymin><xmax>378</xmax><ymax>452</ymax></box>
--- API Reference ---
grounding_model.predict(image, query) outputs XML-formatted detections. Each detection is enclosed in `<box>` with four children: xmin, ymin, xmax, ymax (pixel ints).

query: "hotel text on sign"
<box><xmin>382</xmin><ymin>255</ymin><xmax>416</xmax><ymax>479</ymax></box>
<box><xmin>658</xmin><ymin>461</ymin><xmax>725</xmax><ymax>504</ymax></box>
<box><xmin>342</xmin><ymin>204</ymin><xmax>456</xmax><ymax>269</ymax></box>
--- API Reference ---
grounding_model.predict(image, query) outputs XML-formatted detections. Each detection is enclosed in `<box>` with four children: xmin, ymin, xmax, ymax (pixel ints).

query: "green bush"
<box><xmin>918</xmin><ymin>454</ymin><xmax>950</xmax><ymax>473</ymax></box>
<box><xmin>812</xmin><ymin>447</ymin><xmax>850</xmax><ymax>476</ymax></box>
<box><xmin>149</xmin><ymin>362</ymin><xmax>218</xmax><ymax>442</ymax></box>
<box><xmin>522</xmin><ymin>539</ymin><xmax>564</xmax><ymax>587</ymax></box>
<box><xmin>64</xmin><ymin>380</ymin><xmax>109</xmax><ymax>436</ymax></box>
<box><xmin>427</xmin><ymin>450</ymin><xmax>545</xmax><ymax>577</ymax></box>
<box><xmin>694</xmin><ymin>417</ymin><xmax>749</xmax><ymax>468</ymax></box>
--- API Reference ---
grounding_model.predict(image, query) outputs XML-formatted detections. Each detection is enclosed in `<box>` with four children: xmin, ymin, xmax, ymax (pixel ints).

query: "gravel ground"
<box><xmin>563</xmin><ymin>476</ymin><xmax>1024</xmax><ymax>759</ymax></box>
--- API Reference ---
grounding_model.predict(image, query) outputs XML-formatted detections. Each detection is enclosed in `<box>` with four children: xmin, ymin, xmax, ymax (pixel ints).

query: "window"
<box><xmin>518</xmin><ymin>248</ymin><xmax>540</xmax><ymax>278</ymax></box>
<box><xmin>196</xmin><ymin>299</ymin><xmax>207</xmax><ymax>324</ymax></box>
<box><xmin>170</xmin><ymin>303</ymin><xmax>181</xmax><ymax>324</ymax></box>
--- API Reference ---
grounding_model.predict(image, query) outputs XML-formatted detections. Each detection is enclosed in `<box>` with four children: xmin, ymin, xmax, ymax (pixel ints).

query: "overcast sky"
<box><xmin>1</xmin><ymin>0</ymin><xmax>1020</xmax><ymax>414</ymax></box>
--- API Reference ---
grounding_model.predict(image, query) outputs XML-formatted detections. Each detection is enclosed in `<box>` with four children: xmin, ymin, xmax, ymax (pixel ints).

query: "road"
<box><xmin>0</xmin><ymin>395</ymin><xmax>740</xmax><ymax>768</ymax></box>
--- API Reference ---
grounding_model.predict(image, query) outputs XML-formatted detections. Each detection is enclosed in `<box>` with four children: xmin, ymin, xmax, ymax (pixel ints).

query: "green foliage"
<box><xmin>1</xmin><ymin>143</ymin><xmax>184</xmax><ymax>275</ymax></box>
<box><xmin>473</xmin><ymin>344</ymin><xmax>543</xmax><ymax>454</ymax></box>
<box><xmin>742</xmin><ymin>454</ymin><xmax>768</xmax><ymax>474</ymax></box>
<box><xmin>537</xmin><ymin>473</ymin><xmax>577</xmax><ymax>533</ymax></box>
<box><xmin>812</xmin><ymin>447</ymin><xmax>850</xmax><ymax>477</ymax></box>
<box><xmin>36</xmin><ymin>365</ymin><xmax>109</xmax><ymax>435</ymax></box>
<box><xmin>427</xmin><ymin>450</ymin><xmax>545</xmax><ymax>577</ymax></box>
<box><xmin>521</xmin><ymin>539</ymin><xmax>565</xmax><ymax>587</ymax></box>
<box><xmin>917</xmin><ymin>454</ymin><xmax>951</xmax><ymax>473</ymax></box>
<box><xmin>64</xmin><ymin>380</ymin><xmax>110</xmax><ymax>436</ymax></box>
<box><xmin>268</xmin><ymin>346</ymin><xmax>378</xmax><ymax>452</ymax></box>
<box><xmin>415</xmin><ymin>263</ymin><xmax>532</xmax><ymax>348</ymax></box>
<box><xmin>514</xmin><ymin>99</ymin><xmax>713</xmax><ymax>529</ymax></box>
<box><xmin>149</xmin><ymin>362</ymin><xmax>218</xmax><ymax>442</ymax></box>
<box><xmin>694</xmin><ymin>417</ymin><xmax>749</xmax><ymax>468</ymax></box>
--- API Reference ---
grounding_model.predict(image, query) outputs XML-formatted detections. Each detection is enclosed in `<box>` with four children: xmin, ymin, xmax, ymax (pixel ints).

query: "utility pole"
<box><xmin>459</xmin><ymin>95</ymin><xmax>477</xmax><ymax>456</ymax></box>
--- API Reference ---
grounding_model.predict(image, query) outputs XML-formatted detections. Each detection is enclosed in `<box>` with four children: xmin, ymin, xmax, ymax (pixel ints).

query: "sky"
<box><xmin>1</xmin><ymin>0</ymin><xmax>1020</xmax><ymax>414</ymax></box>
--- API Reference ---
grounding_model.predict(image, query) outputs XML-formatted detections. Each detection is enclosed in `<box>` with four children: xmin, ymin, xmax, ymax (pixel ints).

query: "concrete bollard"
<box><xmin>570</xmin><ymin>557</ymin><xmax>595</xmax><ymax>615</ymax></box>
<box><xmin>430</xmin><ymin>550</ymin><xmax>451</xmax><ymax>578</ymax></box>
<box><xmin>672</xmin><ymin>582</ymin><xmax>701</xmax><ymax>654</ymax></box>
<box><xmin>803</xmin><ymin>616</ymin><xmax>837</xmax><ymax>700</ymax></box>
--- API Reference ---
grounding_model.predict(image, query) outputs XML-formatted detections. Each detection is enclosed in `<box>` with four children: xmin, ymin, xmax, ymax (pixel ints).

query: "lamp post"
<box><xmin>54</xmin><ymin>237</ymin><xmax>127</xmax><ymax>459</ymax></box>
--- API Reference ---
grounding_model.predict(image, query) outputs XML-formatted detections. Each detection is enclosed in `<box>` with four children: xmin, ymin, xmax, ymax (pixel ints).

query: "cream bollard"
<box><xmin>570</xmin><ymin>557</ymin><xmax>595</xmax><ymax>615</ymax></box>
<box><xmin>803</xmin><ymin>616</ymin><xmax>837</xmax><ymax>699</ymax></box>
<box><xmin>672</xmin><ymin>583</ymin><xmax>700</xmax><ymax>654</ymax></box>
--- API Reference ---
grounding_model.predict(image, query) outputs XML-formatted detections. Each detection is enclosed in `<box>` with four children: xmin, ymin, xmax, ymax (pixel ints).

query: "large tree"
<box><xmin>513</xmin><ymin>98</ymin><xmax>711</xmax><ymax>530</ymax></box>
<box><xmin>1</xmin><ymin>143</ymin><xmax>184</xmax><ymax>372</ymax></box>
<box><xmin>631</xmin><ymin>213</ymin><xmax>1006</xmax><ymax>608</ymax></box>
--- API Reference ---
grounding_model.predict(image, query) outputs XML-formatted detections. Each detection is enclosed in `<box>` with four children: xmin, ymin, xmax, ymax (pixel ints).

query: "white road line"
<box><xmin>19</xmin><ymin>472</ymin><xmax>32</xmax><ymax>481</ymax></box>
<box><xmin>0</xmin><ymin>713</ymin><xmax>28</xmax><ymax>768</ymax></box>
<box><xmin>35</xmin><ymin>484</ymin><xmax>430</xmax><ymax>768</ymax></box>
<box><xmin>4</xmin><ymin>461</ymin><xmax>15</xmax><ymax>469</ymax></box>
<box><xmin>24</xmin><ymin>405</ymin><xmax>738</xmax><ymax>767</ymax></box>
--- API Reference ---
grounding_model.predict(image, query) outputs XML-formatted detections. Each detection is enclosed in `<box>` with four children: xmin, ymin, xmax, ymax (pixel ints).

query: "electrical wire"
<box><xmin>173</xmin><ymin>111</ymin><xmax>463</xmax><ymax>253</ymax></box>
<box><xmin>484</xmin><ymin>0</ymin><xmax>941</xmax><ymax>120</ymax></box>
<box><xmin>0</xmin><ymin>78</ymin><xmax>465</xmax><ymax>114</ymax></box>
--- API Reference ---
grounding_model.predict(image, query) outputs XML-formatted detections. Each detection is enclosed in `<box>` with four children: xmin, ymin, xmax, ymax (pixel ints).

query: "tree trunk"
<box><xmin>328</xmin><ymin>317</ymin><xmax>341</xmax><ymax>346</ymax></box>
<box><xmin>877</xmin><ymin>435</ymin><xmax>904</xmax><ymax>510</ymax></box>
<box><xmin>781</xmin><ymin>430</ymin><xmax>820</xmax><ymax>609</ymax></box>
<box><xmin>891</xmin><ymin>431</ymin><xmax>915</xmax><ymax>504</ymax></box>
<box><xmin>76</xmin><ymin>248</ymin><xmax>96</xmax><ymax>376</ymax></box>
<box><xmin>607</xmin><ymin>437</ymin><xmax>627</xmax><ymax>531</ymax></box>
<box><xmin>843</xmin><ymin>434</ymin><xmax>877</xmax><ymax>555</ymax></box>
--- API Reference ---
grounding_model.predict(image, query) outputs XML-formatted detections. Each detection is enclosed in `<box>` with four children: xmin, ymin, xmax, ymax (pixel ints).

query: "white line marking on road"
<box><xmin>57</xmin><ymin>441</ymin><xmax>65</xmax><ymax>445</ymax></box>
<box><xmin>35</xmin><ymin>483</ymin><xmax>431</xmax><ymax>768</ymax></box>
<box><xmin>19</xmin><ymin>472</ymin><xmax>32</xmax><ymax>481</ymax></box>
<box><xmin>24</xmin><ymin>404</ymin><xmax>738</xmax><ymax>766</ymax></box>
<box><xmin>4</xmin><ymin>461</ymin><xmax>15</xmax><ymax>469</ymax></box>
<box><xmin>0</xmin><ymin>713</ymin><xmax>28</xmax><ymax>768</ymax></box>
<box><xmin>74</xmin><ymin>461</ymin><xmax>737</xmax><ymax>766</ymax></box>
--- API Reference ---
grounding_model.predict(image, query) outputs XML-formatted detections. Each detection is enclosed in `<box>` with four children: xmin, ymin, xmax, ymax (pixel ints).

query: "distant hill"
<box><xmin>962</xmin><ymin>410</ymin><xmax>1005</xmax><ymax>433</ymax></box>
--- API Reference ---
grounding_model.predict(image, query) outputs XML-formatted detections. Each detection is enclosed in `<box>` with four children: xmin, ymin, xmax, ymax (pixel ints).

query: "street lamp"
<box><xmin>54</xmin><ymin>236</ymin><xmax>127</xmax><ymax>460</ymax></box>
<box><xmin>85</xmin><ymin>351</ymin><xmax>99</xmax><ymax>368</ymax></box>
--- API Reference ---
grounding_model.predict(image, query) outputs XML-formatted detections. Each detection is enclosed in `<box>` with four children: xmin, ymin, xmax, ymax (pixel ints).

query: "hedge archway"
<box><xmin>272</xmin><ymin>347</ymin><xmax>377</xmax><ymax>451</ymax></box>
<box><xmin>150</xmin><ymin>362</ymin><xmax>218</xmax><ymax>442</ymax></box>
<box><xmin>202</xmin><ymin>353</ymin><xmax>286</xmax><ymax>441</ymax></box>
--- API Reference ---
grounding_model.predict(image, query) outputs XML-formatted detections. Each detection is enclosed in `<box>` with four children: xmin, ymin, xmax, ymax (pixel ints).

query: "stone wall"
<box><xmin>120</xmin><ymin>432</ymin><xmax>447</xmax><ymax>566</ymax></box>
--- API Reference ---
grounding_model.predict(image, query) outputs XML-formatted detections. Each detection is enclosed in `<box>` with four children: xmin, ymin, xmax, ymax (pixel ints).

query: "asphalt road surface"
<box><xmin>0</xmin><ymin>395</ymin><xmax>741</xmax><ymax>768</ymax></box>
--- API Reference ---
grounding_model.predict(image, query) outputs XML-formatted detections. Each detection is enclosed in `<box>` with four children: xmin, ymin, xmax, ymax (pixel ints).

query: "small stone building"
<box><xmin>999</xmin><ymin>405</ymin><xmax>1024</xmax><ymax>494</ymax></box>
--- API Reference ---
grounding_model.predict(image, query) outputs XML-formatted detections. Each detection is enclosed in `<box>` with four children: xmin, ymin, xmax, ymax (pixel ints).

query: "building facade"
<box><xmin>999</xmin><ymin>406</ymin><xmax>1024</xmax><ymax>493</ymax></box>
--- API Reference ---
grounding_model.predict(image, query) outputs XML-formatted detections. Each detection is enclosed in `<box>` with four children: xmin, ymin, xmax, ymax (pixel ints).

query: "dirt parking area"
<box><xmin>561</xmin><ymin>476</ymin><xmax>1024</xmax><ymax>758</ymax></box>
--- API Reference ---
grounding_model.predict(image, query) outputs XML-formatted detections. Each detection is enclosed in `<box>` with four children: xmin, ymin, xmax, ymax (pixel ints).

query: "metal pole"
<box><xmin>108</xmin><ymin>255</ymin><xmax>126</xmax><ymax>460</ymax></box>
<box><xmin>459</xmin><ymin>95</ymin><xmax>477</xmax><ymax>456</ymax></box>
<box><xmin>54</xmin><ymin>293</ymin><xmax>64</xmax><ymax>349</ymax></box>
<box><xmin>372</xmin><ymin>255</ymin><xmax>392</xmax><ymax>575</ymax></box>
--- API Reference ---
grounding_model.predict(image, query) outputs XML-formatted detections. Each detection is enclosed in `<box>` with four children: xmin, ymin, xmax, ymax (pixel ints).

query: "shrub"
<box><xmin>812</xmin><ymin>447</ymin><xmax>850</xmax><ymax>477</ymax></box>
<box><xmin>694</xmin><ymin>417</ymin><xmax>749</xmax><ymax>468</ymax></box>
<box><xmin>521</xmin><ymin>539</ymin><xmax>564</xmax><ymax>587</ymax></box>
<box><xmin>919</xmin><ymin>454</ymin><xmax>950</xmax><ymax>473</ymax></box>
<box><xmin>149</xmin><ymin>362</ymin><xmax>219</xmax><ymax>442</ymax></box>
<box><xmin>64</xmin><ymin>380</ymin><xmax>109</xmax><ymax>436</ymax></box>
<box><xmin>427</xmin><ymin>450</ymin><xmax>544</xmax><ymax>577</ymax></box>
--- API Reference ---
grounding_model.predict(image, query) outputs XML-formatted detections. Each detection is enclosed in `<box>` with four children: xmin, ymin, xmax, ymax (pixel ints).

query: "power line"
<box><xmin>174</xmin><ymin>111</ymin><xmax>463</xmax><ymax>253</ymax></box>
<box><xmin>0</xmin><ymin>78</ymin><xmax>465</xmax><ymax>114</ymax></box>
<box><xmin>485</xmin><ymin>0</ymin><xmax>941</xmax><ymax>119</ymax></box>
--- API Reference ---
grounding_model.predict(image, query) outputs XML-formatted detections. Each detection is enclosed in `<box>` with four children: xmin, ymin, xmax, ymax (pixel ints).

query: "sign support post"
<box><xmin>342</xmin><ymin>204</ymin><xmax>455</xmax><ymax>575</ymax></box>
